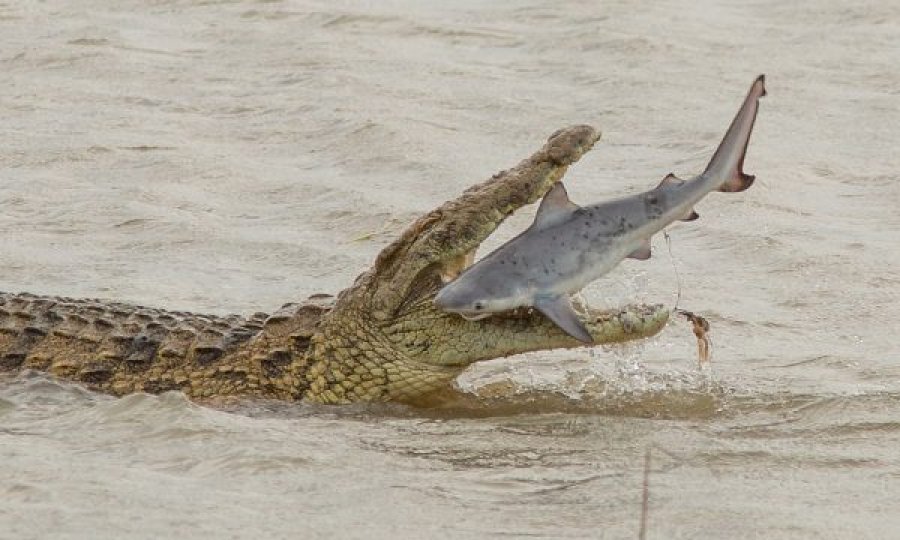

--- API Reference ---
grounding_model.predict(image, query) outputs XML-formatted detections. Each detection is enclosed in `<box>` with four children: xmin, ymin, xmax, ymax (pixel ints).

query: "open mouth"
<box><xmin>458</xmin><ymin>312</ymin><xmax>492</xmax><ymax>321</ymax></box>
<box><xmin>439</xmin><ymin>250</ymin><xmax>477</xmax><ymax>284</ymax></box>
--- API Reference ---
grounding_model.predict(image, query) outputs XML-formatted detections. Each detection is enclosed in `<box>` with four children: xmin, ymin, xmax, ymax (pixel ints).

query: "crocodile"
<box><xmin>0</xmin><ymin>125</ymin><xmax>669</xmax><ymax>405</ymax></box>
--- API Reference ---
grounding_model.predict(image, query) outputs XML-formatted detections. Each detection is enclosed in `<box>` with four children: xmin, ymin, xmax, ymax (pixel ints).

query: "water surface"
<box><xmin>2</xmin><ymin>0</ymin><xmax>899</xmax><ymax>538</ymax></box>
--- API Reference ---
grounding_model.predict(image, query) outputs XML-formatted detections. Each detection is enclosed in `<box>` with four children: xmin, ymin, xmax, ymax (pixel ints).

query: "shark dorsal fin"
<box><xmin>533</xmin><ymin>183</ymin><xmax>579</xmax><ymax>230</ymax></box>
<box><xmin>657</xmin><ymin>173</ymin><xmax>684</xmax><ymax>188</ymax></box>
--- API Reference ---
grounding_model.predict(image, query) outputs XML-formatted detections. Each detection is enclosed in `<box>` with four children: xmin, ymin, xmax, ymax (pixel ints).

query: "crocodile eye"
<box><xmin>474</xmin><ymin>302</ymin><xmax>484</xmax><ymax>311</ymax></box>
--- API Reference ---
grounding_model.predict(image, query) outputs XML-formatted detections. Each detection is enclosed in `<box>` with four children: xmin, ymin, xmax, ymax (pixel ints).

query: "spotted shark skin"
<box><xmin>435</xmin><ymin>75</ymin><xmax>767</xmax><ymax>342</ymax></box>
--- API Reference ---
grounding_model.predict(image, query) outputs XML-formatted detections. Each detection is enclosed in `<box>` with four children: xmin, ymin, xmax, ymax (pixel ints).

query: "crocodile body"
<box><xmin>0</xmin><ymin>126</ymin><xmax>669</xmax><ymax>405</ymax></box>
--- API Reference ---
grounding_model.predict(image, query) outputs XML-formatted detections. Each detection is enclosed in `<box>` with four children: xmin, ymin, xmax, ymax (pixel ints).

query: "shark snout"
<box><xmin>433</xmin><ymin>288</ymin><xmax>452</xmax><ymax>310</ymax></box>
<box><xmin>434</xmin><ymin>281</ymin><xmax>483</xmax><ymax>313</ymax></box>
<box><xmin>434</xmin><ymin>285</ymin><xmax>466</xmax><ymax>311</ymax></box>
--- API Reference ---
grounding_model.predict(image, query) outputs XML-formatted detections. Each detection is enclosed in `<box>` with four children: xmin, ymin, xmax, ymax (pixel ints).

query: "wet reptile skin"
<box><xmin>0</xmin><ymin>126</ymin><xmax>669</xmax><ymax>405</ymax></box>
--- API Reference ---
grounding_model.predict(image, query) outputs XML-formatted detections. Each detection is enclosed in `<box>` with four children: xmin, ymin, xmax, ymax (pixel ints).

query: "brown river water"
<box><xmin>1</xmin><ymin>0</ymin><xmax>899</xmax><ymax>538</ymax></box>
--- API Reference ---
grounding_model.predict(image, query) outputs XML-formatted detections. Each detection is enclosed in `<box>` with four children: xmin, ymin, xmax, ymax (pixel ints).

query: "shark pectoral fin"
<box><xmin>533</xmin><ymin>183</ymin><xmax>579</xmax><ymax>230</ymax></box>
<box><xmin>627</xmin><ymin>240</ymin><xmax>652</xmax><ymax>260</ymax></box>
<box><xmin>534</xmin><ymin>295</ymin><xmax>594</xmax><ymax>343</ymax></box>
<box><xmin>681</xmin><ymin>210</ymin><xmax>700</xmax><ymax>222</ymax></box>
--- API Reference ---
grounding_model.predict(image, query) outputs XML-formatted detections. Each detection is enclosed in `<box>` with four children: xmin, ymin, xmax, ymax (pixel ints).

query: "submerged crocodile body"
<box><xmin>0</xmin><ymin>126</ymin><xmax>669</xmax><ymax>405</ymax></box>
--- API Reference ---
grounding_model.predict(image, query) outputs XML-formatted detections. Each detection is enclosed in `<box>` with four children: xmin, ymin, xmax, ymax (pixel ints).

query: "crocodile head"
<box><xmin>301</xmin><ymin>126</ymin><xmax>670</xmax><ymax>404</ymax></box>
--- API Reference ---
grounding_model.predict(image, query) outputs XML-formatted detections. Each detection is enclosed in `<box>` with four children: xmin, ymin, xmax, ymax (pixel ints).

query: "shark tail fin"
<box><xmin>703</xmin><ymin>75</ymin><xmax>766</xmax><ymax>193</ymax></box>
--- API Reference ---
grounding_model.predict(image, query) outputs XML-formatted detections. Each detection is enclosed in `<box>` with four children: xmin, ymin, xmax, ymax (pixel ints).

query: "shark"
<box><xmin>434</xmin><ymin>75</ymin><xmax>767</xmax><ymax>342</ymax></box>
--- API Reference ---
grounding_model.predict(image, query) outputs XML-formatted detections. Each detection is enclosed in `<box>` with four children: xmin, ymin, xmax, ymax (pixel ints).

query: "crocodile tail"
<box><xmin>0</xmin><ymin>291</ymin><xmax>264</xmax><ymax>393</ymax></box>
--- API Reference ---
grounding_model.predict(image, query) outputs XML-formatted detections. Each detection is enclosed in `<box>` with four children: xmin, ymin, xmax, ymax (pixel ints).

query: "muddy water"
<box><xmin>2</xmin><ymin>0</ymin><xmax>899</xmax><ymax>538</ymax></box>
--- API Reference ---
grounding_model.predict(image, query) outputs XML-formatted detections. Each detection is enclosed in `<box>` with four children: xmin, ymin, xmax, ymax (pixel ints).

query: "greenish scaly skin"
<box><xmin>0</xmin><ymin>126</ymin><xmax>669</xmax><ymax>405</ymax></box>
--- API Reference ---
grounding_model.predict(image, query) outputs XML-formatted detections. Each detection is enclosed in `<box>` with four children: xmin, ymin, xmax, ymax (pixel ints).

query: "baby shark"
<box><xmin>435</xmin><ymin>75</ymin><xmax>767</xmax><ymax>342</ymax></box>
